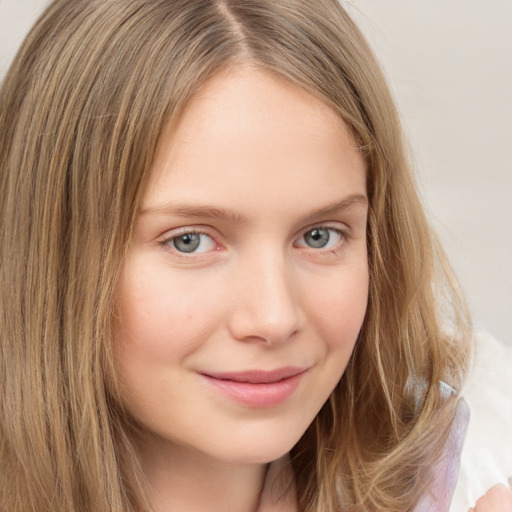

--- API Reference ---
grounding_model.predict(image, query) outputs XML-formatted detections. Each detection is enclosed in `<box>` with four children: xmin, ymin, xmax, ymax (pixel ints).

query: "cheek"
<box><xmin>113</xmin><ymin>258</ymin><xmax>229</xmax><ymax>428</ymax></box>
<box><xmin>308</xmin><ymin>263</ymin><xmax>369</xmax><ymax>345</ymax></box>
<box><xmin>295</xmin><ymin>263</ymin><xmax>368</xmax><ymax>422</ymax></box>
<box><xmin>115</xmin><ymin>258</ymin><xmax>224</xmax><ymax>369</ymax></box>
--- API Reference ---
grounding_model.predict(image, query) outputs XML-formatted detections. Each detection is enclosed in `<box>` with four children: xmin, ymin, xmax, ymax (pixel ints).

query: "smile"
<box><xmin>200</xmin><ymin>367</ymin><xmax>308</xmax><ymax>408</ymax></box>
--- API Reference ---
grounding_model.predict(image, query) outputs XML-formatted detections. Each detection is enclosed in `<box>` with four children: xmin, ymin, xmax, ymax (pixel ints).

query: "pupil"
<box><xmin>173</xmin><ymin>233</ymin><xmax>200</xmax><ymax>253</ymax></box>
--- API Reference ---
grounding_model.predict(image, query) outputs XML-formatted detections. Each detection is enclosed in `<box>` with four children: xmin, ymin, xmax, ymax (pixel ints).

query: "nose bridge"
<box><xmin>228</xmin><ymin>245</ymin><xmax>302</xmax><ymax>344</ymax></box>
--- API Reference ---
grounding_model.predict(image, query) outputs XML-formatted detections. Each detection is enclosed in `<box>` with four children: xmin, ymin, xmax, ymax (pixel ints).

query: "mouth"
<box><xmin>204</xmin><ymin>367</ymin><xmax>307</xmax><ymax>384</ymax></box>
<box><xmin>200</xmin><ymin>367</ymin><xmax>308</xmax><ymax>407</ymax></box>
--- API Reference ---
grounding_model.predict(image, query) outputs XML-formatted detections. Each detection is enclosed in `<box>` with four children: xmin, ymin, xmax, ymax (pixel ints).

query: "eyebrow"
<box><xmin>140</xmin><ymin>193</ymin><xmax>367</xmax><ymax>223</ymax></box>
<box><xmin>140</xmin><ymin>203</ymin><xmax>244</xmax><ymax>223</ymax></box>
<box><xmin>303</xmin><ymin>194</ymin><xmax>368</xmax><ymax>221</ymax></box>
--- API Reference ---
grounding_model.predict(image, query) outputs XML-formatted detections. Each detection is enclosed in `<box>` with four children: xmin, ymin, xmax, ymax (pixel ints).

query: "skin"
<box><xmin>115</xmin><ymin>65</ymin><xmax>369</xmax><ymax>512</ymax></box>
<box><xmin>467</xmin><ymin>485</ymin><xmax>512</xmax><ymax>512</ymax></box>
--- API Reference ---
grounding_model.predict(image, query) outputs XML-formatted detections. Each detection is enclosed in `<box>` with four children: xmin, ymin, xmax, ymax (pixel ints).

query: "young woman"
<box><xmin>0</xmin><ymin>1</ymin><xmax>510</xmax><ymax>511</ymax></box>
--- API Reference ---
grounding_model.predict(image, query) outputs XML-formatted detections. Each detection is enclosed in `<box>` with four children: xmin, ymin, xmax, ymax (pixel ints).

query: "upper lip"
<box><xmin>202</xmin><ymin>366</ymin><xmax>308</xmax><ymax>384</ymax></box>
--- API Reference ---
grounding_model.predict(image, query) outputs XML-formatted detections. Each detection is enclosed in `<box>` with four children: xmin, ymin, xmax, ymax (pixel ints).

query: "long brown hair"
<box><xmin>0</xmin><ymin>1</ymin><xmax>471</xmax><ymax>510</ymax></box>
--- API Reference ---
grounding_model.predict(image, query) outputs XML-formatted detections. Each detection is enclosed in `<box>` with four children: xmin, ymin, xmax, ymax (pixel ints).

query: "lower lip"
<box><xmin>201</xmin><ymin>372</ymin><xmax>305</xmax><ymax>408</ymax></box>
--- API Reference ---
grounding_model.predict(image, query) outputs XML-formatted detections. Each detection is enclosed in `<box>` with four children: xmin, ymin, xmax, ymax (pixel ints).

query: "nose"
<box><xmin>227</xmin><ymin>251</ymin><xmax>303</xmax><ymax>346</ymax></box>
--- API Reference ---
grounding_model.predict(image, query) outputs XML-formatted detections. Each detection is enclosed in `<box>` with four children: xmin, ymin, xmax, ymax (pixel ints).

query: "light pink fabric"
<box><xmin>413</xmin><ymin>399</ymin><xmax>470</xmax><ymax>512</ymax></box>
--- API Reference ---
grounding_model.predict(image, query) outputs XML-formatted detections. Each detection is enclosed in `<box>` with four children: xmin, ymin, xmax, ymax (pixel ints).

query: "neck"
<box><xmin>133</xmin><ymin>430</ymin><xmax>292</xmax><ymax>512</ymax></box>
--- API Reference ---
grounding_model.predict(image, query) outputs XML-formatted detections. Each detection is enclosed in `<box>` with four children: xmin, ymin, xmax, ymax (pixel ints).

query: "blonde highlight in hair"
<box><xmin>0</xmin><ymin>1</ymin><xmax>470</xmax><ymax>511</ymax></box>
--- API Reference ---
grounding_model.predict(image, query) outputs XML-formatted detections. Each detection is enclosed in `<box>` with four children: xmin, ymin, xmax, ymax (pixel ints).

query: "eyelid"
<box><xmin>158</xmin><ymin>226</ymin><xmax>224</xmax><ymax>255</ymax></box>
<box><xmin>294</xmin><ymin>224</ymin><xmax>351</xmax><ymax>251</ymax></box>
<box><xmin>156</xmin><ymin>222</ymin><xmax>352</xmax><ymax>259</ymax></box>
<box><xmin>297</xmin><ymin>222</ymin><xmax>351</xmax><ymax>239</ymax></box>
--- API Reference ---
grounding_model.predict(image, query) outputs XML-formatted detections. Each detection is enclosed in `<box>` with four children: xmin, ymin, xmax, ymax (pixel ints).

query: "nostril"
<box><xmin>227</xmin><ymin>300</ymin><xmax>303</xmax><ymax>346</ymax></box>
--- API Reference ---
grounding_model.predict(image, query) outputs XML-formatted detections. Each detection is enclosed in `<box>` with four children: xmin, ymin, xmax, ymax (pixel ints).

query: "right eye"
<box><xmin>163</xmin><ymin>231</ymin><xmax>217</xmax><ymax>254</ymax></box>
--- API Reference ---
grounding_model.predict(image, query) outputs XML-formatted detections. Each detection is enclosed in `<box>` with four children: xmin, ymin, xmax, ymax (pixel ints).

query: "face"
<box><xmin>116</xmin><ymin>66</ymin><xmax>369</xmax><ymax>466</ymax></box>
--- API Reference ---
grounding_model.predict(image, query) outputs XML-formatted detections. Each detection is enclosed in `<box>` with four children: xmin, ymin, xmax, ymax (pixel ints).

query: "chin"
<box><xmin>211</xmin><ymin>426</ymin><xmax>307</xmax><ymax>466</ymax></box>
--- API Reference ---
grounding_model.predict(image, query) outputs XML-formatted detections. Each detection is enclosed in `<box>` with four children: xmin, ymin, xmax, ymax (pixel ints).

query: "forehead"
<box><xmin>143</xmin><ymin>65</ymin><xmax>366</xmax><ymax>216</ymax></box>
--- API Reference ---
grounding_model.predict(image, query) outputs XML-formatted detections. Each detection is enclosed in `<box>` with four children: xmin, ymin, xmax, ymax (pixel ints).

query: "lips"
<box><xmin>200</xmin><ymin>366</ymin><xmax>308</xmax><ymax>407</ymax></box>
<box><xmin>205</xmin><ymin>366</ymin><xmax>307</xmax><ymax>384</ymax></box>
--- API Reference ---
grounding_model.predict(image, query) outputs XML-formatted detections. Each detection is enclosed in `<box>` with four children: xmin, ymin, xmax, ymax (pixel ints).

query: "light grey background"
<box><xmin>347</xmin><ymin>1</ymin><xmax>512</xmax><ymax>345</ymax></box>
<box><xmin>1</xmin><ymin>0</ymin><xmax>511</xmax><ymax>343</ymax></box>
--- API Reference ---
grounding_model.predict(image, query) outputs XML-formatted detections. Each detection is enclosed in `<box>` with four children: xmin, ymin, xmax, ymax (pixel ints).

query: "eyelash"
<box><xmin>160</xmin><ymin>228</ymin><xmax>219</xmax><ymax>256</ymax></box>
<box><xmin>159</xmin><ymin>225</ymin><xmax>350</xmax><ymax>258</ymax></box>
<box><xmin>294</xmin><ymin>226</ymin><xmax>349</xmax><ymax>252</ymax></box>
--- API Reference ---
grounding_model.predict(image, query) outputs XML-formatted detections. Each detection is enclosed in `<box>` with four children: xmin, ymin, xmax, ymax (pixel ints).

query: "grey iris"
<box><xmin>173</xmin><ymin>233</ymin><xmax>201</xmax><ymax>253</ymax></box>
<box><xmin>304</xmin><ymin>228</ymin><xmax>330</xmax><ymax>248</ymax></box>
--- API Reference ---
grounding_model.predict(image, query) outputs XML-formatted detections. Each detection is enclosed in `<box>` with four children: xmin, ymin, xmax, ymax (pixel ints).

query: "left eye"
<box><xmin>297</xmin><ymin>227</ymin><xmax>343</xmax><ymax>249</ymax></box>
<box><xmin>166</xmin><ymin>232</ymin><xmax>216</xmax><ymax>253</ymax></box>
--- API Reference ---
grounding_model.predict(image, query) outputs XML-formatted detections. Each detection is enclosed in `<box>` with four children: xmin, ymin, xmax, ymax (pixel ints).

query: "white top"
<box><xmin>451</xmin><ymin>331</ymin><xmax>512</xmax><ymax>511</ymax></box>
